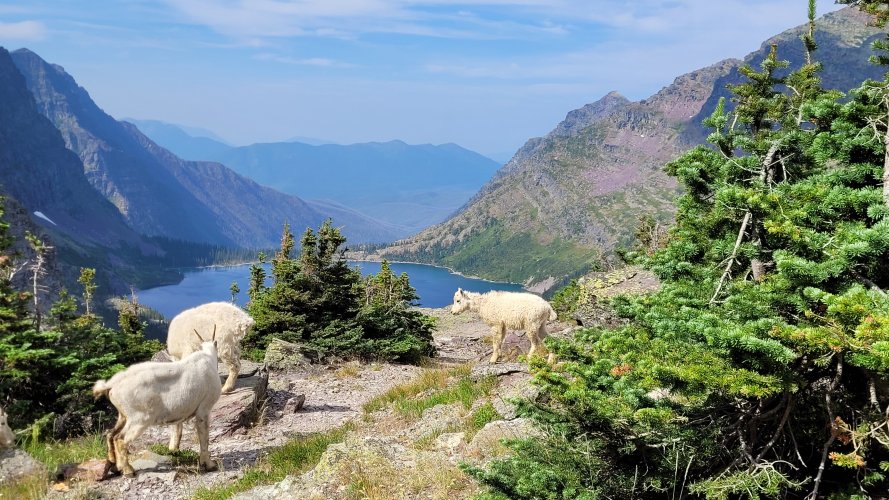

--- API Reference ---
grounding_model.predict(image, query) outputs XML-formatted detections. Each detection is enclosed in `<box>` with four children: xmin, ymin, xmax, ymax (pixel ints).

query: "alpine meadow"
<box><xmin>2</xmin><ymin>1</ymin><xmax>889</xmax><ymax>499</ymax></box>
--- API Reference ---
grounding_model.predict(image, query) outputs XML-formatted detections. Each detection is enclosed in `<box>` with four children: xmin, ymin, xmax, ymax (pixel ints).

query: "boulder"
<box><xmin>470</xmin><ymin>362</ymin><xmax>526</xmax><ymax>381</ymax></box>
<box><xmin>283</xmin><ymin>395</ymin><xmax>306</xmax><ymax>414</ymax></box>
<box><xmin>211</xmin><ymin>361</ymin><xmax>269</xmax><ymax>438</ymax></box>
<box><xmin>264</xmin><ymin>338</ymin><xmax>313</xmax><ymax>372</ymax></box>
<box><xmin>0</xmin><ymin>448</ymin><xmax>46</xmax><ymax>484</ymax></box>
<box><xmin>491</xmin><ymin>372</ymin><xmax>540</xmax><ymax>420</ymax></box>
<box><xmin>465</xmin><ymin>418</ymin><xmax>543</xmax><ymax>461</ymax></box>
<box><xmin>403</xmin><ymin>403</ymin><xmax>464</xmax><ymax>443</ymax></box>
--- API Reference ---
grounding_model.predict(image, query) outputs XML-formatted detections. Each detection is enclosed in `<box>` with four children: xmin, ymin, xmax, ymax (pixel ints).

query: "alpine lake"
<box><xmin>137</xmin><ymin>261</ymin><xmax>524</xmax><ymax>320</ymax></box>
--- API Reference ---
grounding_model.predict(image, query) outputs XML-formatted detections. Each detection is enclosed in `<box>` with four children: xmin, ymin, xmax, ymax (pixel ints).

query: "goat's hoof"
<box><xmin>123</xmin><ymin>471</ymin><xmax>136</xmax><ymax>478</ymax></box>
<box><xmin>200</xmin><ymin>460</ymin><xmax>219</xmax><ymax>473</ymax></box>
<box><xmin>97</xmin><ymin>461</ymin><xmax>121</xmax><ymax>481</ymax></box>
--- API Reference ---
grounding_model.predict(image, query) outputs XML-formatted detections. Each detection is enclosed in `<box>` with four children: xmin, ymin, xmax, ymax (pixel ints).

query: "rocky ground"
<box><xmin>33</xmin><ymin>307</ymin><xmax>572</xmax><ymax>499</ymax></box>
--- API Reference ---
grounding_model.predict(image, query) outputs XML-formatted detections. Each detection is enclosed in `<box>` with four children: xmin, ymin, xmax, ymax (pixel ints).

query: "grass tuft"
<box><xmin>363</xmin><ymin>364</ymin><xmax>471</xmax><ymax>414</ymax></box>
<box><xmin>192</xmin><ymin>424</ymin><xmax>352</xmax><ymax>500</ymax></box>
<box><xmin>148</xmin><ymin>444</ymin><xmax>200</xmax><ymax>466</ymax></box>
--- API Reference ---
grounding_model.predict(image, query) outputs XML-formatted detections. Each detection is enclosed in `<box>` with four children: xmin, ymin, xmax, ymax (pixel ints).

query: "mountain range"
<box><xmin>373</xmin><ymin>7</ymin><xmax>887</xmax><ymax>292</ymax></box>
<box><xmin>130</xmin><ymin>124</ymin><xmax>501</xmax><ymax>235</ymax></box>
<box><xmin>9</xmin><ymin>48</ymin><xmax>400</xmax><ymax>248</ymax></box>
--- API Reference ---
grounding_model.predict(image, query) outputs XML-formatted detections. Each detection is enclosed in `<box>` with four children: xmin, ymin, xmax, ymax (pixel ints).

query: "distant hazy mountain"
<box><xmin>0</xmin><ymin>47</ymin><xmax>165</xmax><ymax>294</ymax></box>
<box><xmin>376</xmin><ymin>7</ymin><xmax>887</xmax><ymax>291</ymax></box>
<box><xmin>286</xmin><ymin>135</ymin><xmax>333</xmax><ymax>145</ymax></box>
<box><xmin>125</xmin><ymin>119</ymin><xmax>231</xmax><ymax>161</ymax></box>
<box><xmin>203</xmin><ymin>140</ymin><xmax>501</xmax><ymax>234</ymax></box>
<box><xmin>10</xmin><ymin>49</ymin><xmax>400</xmax><ymax>247</ymax></box>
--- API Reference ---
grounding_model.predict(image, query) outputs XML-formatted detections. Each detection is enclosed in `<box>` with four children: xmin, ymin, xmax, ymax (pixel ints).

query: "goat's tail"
<box><xmin>92</xmin><ymin>379</ymin><xmax>112</xmax><ymax>400</ymax></box>
<box><xmin>549</xmin><ymin>306</ymin><xmax>557</xmax><ymax>322</ymax></box>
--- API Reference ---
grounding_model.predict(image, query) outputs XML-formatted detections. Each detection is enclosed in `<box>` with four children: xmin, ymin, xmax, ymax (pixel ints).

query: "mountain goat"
<box><xmin>168</xmin><ymin>302</ymin><xmax>254</xmax><ymax>394</ymax></box>
<box><xmin>0</xmin><ymin>406</ymin><xmax>14</xmax><ymax>449</ymax></box>
<box><xmin>93</xmin><ymin>327</ymin><xmax>222</xmax><ymax>479</ymax></box>
<box><xmin>451</xmin><ymin>288</ymin><xmax>557</xmax><ymax>363</ymax></box>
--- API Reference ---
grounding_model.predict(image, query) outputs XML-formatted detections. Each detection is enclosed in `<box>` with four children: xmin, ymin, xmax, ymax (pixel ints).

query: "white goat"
<box><xmin>451</xmin><ymin>288</ymin><xmax>557</xmax><ymax>363</ymax></box>
<box><xmin>93</xmin><ymin>327</ymin><xmax>221</xmax><ymax>479</ymax></box>
<box><xmin>0</xmin><ymin>406</ymin><xmax>14</xmax><ymax>449</ymax></box>
<box><xmin>168</xmin><ymin>302</ymin><xmax>254</xmax><ymax>394</ymax></box>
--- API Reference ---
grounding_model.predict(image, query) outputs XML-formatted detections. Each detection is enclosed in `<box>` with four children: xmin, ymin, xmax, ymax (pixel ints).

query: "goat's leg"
<box><xmin>117</xmin><ymin>423</ymin><xmax>147</xmax><ymax>477</ymax></box>
<box><xmin>222</xmin><ymin>359</ymin><xmax>240</xmax><ymax>393</ymax></box>
<box><xmin>168</xmin><ymin>422</ymin><xmax>183</xmax><ymax>452</ymax></box>
<box><xmin>537</xmin><ymin>324</ymin><xmax>556</xmax><ymax>364</ymax></box>
<box><xmin>195</xmin><ymin>414</ymin><xmax>218</xmax><ymax>472</ymax></box>
<box><xmin>99</xmin><ymin>415</ymin><xmax>126</xmax><ymax>480</ymax></box>
<box><xmin>490</xmin><ymin>324</ymin><xmax>506</xmax><ymax>363</ymax></box>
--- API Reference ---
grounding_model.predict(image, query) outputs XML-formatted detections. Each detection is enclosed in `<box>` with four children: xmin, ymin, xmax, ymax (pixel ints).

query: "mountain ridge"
<box><xmin>373</xmin><ymin>7</ymin><xmax>887</xmax><ymax>291</ymax></box>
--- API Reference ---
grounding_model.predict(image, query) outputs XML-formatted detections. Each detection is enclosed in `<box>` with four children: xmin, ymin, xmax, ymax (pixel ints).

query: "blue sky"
<box><xmin>0</xmin><ymin>1</ymin><xmax>846</xmax><ymax>159</ymax></box>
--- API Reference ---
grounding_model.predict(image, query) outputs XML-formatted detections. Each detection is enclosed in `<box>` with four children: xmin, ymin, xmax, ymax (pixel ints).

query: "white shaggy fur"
<box><xmin>167</xmin><ymin>302</ymin><xmax>254</xmax><ymax>394</ymax></box>
<box><xmin>451</xmin><ymin>288</ymin><xmax>557</xmax><ymax>363</ymax></box>
<box><xmin>0</xmin><ymin>406</ymin><xmax>14</xmax><ymax>449</ymax></box>
<box><xmin>92</xmin><ymin>332</ymin><xmax>221</xmax><ymax>479</ymax></box>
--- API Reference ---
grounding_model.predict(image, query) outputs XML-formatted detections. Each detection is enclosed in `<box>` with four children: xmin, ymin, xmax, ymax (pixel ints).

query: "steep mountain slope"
<box><xmin>125</xmin><ymin>119</ymin><xmax>232</xmax><ymax>161</ymax></box>
<box><xmin>377</xmin><ymin>7</ymin><xmax>887</xmax><ymax>291</ymax></box>
<box><xmin>0</xmin><ymin>47</ymin><xmax>164</xmax><ymax>294</ymax></box>
<box><xmin>10</xmin><ymin>49</ymin><xmax>399</xmax><ymax>246</ymax></box>
<box><xmin>202</xmin><ymin>140</ymin><xmax>501</xmax><ymax>233</ymax></box>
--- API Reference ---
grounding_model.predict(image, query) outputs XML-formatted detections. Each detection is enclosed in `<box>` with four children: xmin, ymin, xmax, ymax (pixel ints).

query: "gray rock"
<box><xmin>405</xmin><ymin>403</ymin><xmax>464</xmax><ymax>442</ymax></box>
<box><xmin>211</xmin><ymin>361</ymin><xmax>269</xmax><ymax>437</ymax></box>
<box><xmin>0</xmin><ymin>448</ymin><xmax>46</xmax><ymax>484</ymax></box>
<box><xmin>470</xmin><ymin>362</ymin><xmax>526</xmax><ymax>381</ymax></box>
<box><xmin>466</xmin><ymin>418</ymin><xmax>543</xmax><ymax>461</ymax></box>
<box><xmin>129</xmin><ymin>449</ymin><xmax>172</xmax><ymax>472</ymax></box>
<box><xmin>492</xmin><ymin>372</ymin><xmax>540</xmax><ymax>420</ymax></box>
<box><xmin>264</xmin><ymin>338</ymin><xmax>313</xmax><ymax>372</ymax></box>
<box><xmin>434</xmin><ymin>432</ymin><xmax>465</xmax><ymax>452</ymax></box>
<box><xmin>137</xmin><ymin>470</ymin><xmax>178</xmax><ymax>483</ymax></box>
<box><xmin>284</xmin><ymin>395</ymin><xmax>306</xmax><ymax>413</ymax></box>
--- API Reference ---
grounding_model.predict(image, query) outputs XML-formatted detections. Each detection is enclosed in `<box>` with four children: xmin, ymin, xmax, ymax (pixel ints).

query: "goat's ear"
<box><xmin>193</xmin><ymin>329</ymin><xmax>205</xmax><ymax>342</ymax></box>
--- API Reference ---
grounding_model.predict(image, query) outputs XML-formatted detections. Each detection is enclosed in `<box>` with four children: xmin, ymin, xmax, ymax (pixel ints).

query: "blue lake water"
<box><xmin>137</xmin><ymin>261</ymin><xmax>524</xmax><ymax>320</ymax></box>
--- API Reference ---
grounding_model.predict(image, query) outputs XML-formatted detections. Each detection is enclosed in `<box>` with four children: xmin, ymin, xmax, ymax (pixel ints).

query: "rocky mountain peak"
<box><xmin>551</xmin><ymin>91</ymin><xmax>630</xmax><ymax>138</ymax></box>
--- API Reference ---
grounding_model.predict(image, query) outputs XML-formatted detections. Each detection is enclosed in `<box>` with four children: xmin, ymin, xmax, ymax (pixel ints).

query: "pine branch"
<box><xmin>807</xmin><ymin>354</ymin><xmax>844</xmax><ymax>500</ymax></box>
<box><xmin>710</xmin><ymin>211</ymin><xmax>752</xmax><ymax>305</ymax></box>
<box><xmin>753</xmin><ymin>395</ymin><xmax>794</xmax><ymax>464</ymax></box>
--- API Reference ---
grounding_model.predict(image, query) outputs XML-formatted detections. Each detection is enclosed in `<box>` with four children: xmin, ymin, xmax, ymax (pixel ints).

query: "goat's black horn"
<box><xmin>193</xmin><ymin>329</ymin><xmax>205</xmax><ymax>342</ymax></box>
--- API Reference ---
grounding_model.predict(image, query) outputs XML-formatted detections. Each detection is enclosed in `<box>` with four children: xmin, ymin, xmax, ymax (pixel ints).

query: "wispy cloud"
<box><xmin>162</xmin><ymin>0</ymin><xmax>573</xmax><ymax>40</ymax></box>
<box><xmin>254</xmin><ymin>52</ymin><xmax>354</xmax><ymax>67</ymax></box>
<box><xmin>0</xmin><ymin>20</ymin><xmax>47</xmax><ymax>41</ymax></box>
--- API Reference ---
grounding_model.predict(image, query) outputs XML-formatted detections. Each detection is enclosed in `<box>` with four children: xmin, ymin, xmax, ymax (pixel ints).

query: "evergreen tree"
<box><xmin>77</xmin><ymin>268</ymin><xmax>97</xmax><ymax>316</ymax></box>
<box><xmin>247</xmin><ymin>251</ymin><xmax>267</xmax><ymax>303</ymax></box>
<box><xmin>229</xmin><ymin>281</ymin><xmax>240</xmax><ymax>304</ymax></box>
<box><xmin>245</xmin><ymin>222</ymin><xmax>434</xmax><ymax>362</ymax></box>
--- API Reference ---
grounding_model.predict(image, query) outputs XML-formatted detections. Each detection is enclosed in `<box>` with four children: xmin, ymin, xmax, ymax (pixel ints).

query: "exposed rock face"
<box><xmin>378</xmin><ymin>7</ymin><xmax>887</xmax><ymax>292</ymax></box>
